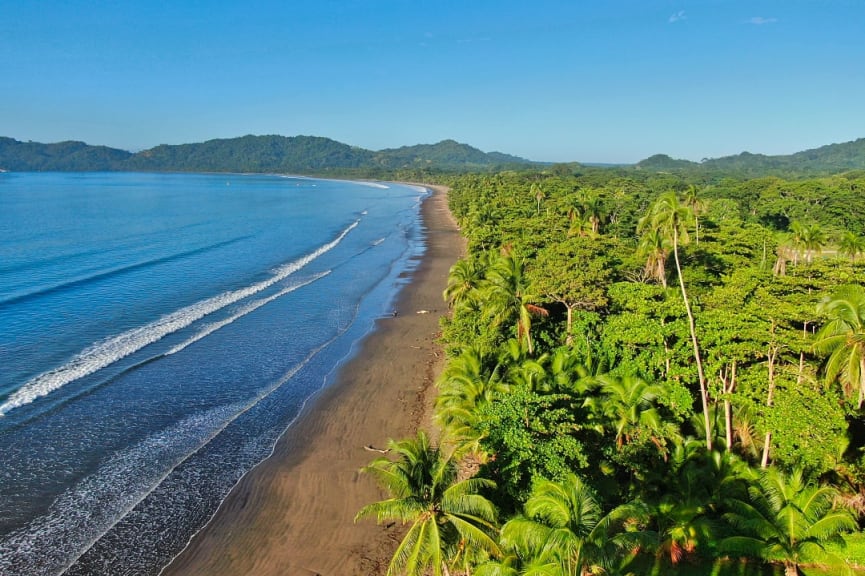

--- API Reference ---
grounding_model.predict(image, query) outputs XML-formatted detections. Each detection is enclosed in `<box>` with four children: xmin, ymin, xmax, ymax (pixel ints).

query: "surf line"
<box><xmin>0</xmin><ymin>334</ymin><xmax>340</xmax><ymax>576</ymax></box>
<box><xmin>165</xmin><ymin>271</ymin><xmax>330</xmax><ymax>356</ymax></box>
<box><xmin>0</xmin><ymin>221</ymin><xmax>359</xmax><ymax>417</ymax></box>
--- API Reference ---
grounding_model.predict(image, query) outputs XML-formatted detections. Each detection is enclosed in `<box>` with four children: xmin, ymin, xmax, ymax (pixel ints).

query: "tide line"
<box><xmin>165</xmin><ymin>271</ymin><xmax>330</xmax><ymax>356</ymax></box>
<box><xmin>0</xmin><ymin>221</ymin><xmax>359</xmax><ymax>417</ymax></box>
<box><xmin>0</xmin><ymin>333</ymin><xmax>338</xmax><ymax>576</ymax></box>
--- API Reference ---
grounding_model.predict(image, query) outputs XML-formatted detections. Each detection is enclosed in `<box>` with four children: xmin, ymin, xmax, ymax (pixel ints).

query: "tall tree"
<box><xmin>637</xmin><ymin>227</ymin><xmax>669</xmax><ymax>288</ymax></box>
<box><xmin>814</xmin><ymin>285</ymin><xmax>865</xmax><ymax>407</ymax></box>
<box><xmin>802</xmin><ymin>222</ymin><xmax>826</xmax><ymax>265</ymax></box>
<box><xmin>639</xmin><ymin>191</ymin><xmax>712</xmax><ymax>450</ymax></box>
<box><xmin>531</xmin><ymin>183</ymin><xmax>545</xmax><ymax>216</ymax></box>
<box><xmin>684</xmin><ymin>184</ymin><xmax>706</xmax><ymax>245</ymax></box>
<box><xmin>484</xmin><ymin>252</ymin><xmax>548</xmax><ymax>355</ymax></box>
<box><xmin>528</xmin><ymin>236</ymin><xmax>614</xmax><ymax>345</ymax></box>
<box><xmin>839</xmin><ymin>230</ymin><xmax>865</xmax><ymax>263</ymax></box>
<box><xmin>789</xmin><ymin>221</ymin><xmax>808</xmax><ymax>266</ymax></box>
<box><xmin>356</xmin><ymin>431</ymin><xmax>501</xmax><ymax>576</ymax></box>
<box><xmin>579</xmin><ymin>190</ymin><xmax>605</xmax><ymax>236</ymax></box>
<box><xmin>435</xmin><ymin>346</ymin><xmax>507</xmax><ymax>458</ymax></box>
<box><xmin>444</xmin><ymin>254</ymin><xmax>490</xmax><ymax>310</ymax></box>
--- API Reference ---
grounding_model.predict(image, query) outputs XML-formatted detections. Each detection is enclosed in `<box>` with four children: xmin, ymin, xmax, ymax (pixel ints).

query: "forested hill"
<box><xmin>0</xmin><ymin>137</ymin><xmax>134</xmax><ymax>171</ymax></box>
<box><xmin>373</xmin><ymin>140</ymin><xmax>528</xmax><ymax>170</ymax></box>
<box><xmin>5</xmin><ymin>134</ymin><xmax>865</xmax><ymax>177</ymax></box>
<box><xmin>636</xmin><ymin>137</ymin><xmax>865</xmax><ymax>177</ymax></box>
<box><xmin>0</xmin><ymin>135</ymin><xmax>534</xmax><ymax>174</ymax></box>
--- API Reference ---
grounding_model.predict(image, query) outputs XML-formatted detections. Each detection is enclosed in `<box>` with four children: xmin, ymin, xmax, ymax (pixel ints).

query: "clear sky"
<box><xmin>2</xmin><ymin>1</ymin><xmax>864</xmax><ymax>164</ymax></box>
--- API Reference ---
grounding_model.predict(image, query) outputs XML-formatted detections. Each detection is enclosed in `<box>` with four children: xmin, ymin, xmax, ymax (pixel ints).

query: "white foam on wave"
<box><xmin>165</xmin><ymin>271</ymin><xmax>330</xmax><ymax>356</ymax></box>
<box><xmin>0</xmin><ymin>403</ymin><xmax>238</xmax><ymax>575</ymax></box>
<box><xmin>0</xmin><ymin>221</ymin><xmax>359</xmax><ymax>417</ymax></box>
<box><xmin>0</xmin><ymin>337</ymin><xmax>331</xmax><ymax>575</ymax></box>
<box><xmin>354</xmin><ymin>181</ymin><xmax>389</xmax><ymax>189</ymax></box>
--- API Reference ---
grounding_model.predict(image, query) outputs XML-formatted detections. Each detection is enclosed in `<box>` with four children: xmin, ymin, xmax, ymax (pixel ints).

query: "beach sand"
<box><xmin>161</xmin><ymin>185</ymin><xmax>462</xmax><ymax>576</ymax></box>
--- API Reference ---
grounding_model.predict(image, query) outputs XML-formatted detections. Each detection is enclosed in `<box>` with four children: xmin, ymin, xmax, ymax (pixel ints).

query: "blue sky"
<box><xmin>2</xmin><ymin>1</ymin><xmax>863</xmax><ymax>163</ymax></box>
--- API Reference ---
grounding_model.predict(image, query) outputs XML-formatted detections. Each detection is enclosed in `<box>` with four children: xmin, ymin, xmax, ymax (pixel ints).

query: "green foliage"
<box><xmin>364</xmin><ymin>162</ymin><xmax>865</xmax><ymax>575</ymax></box>
<box><xmin>814</xmin><ymin>285</ymin><xmax>865</xmax><ymax>407</ymax></box>
<box><xmin>721</xmin><ymin>467</ymin><xmax>856</xmax><ymax>574</ymax></box>
<box><xmin>761</xmin><ymin>376</ymin><xmax>847</xmax><ymax>473</ymax></box>
<box><xmin>356</xmin><ymin>431</ymin><xmax>501</xmax><ymax>576</ymax></box>
<box><xmin>493</xmin><ymin>474</ymin><xmax>644</xmax><ymax>575</ymax></box>
<box><xmin>0</xmin><ymin>137</ymin><xmax>132</xmax><ymax>170</ymax></box>
<box><xmin>477</xmin><ymin>384</ymin><xmax>598</xmax><ymax>501</ymax></box>
<box><xmin>0</xmin><ymin>135</ymin><xmax>535</xmax><ymax>175</ymax></box>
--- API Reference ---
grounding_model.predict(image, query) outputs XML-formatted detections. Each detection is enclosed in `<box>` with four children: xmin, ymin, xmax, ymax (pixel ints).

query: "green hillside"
<box><xmin>0</xmin><ymin>137</ymin><xmax>132</xmax><ymax>171</ymax></box>
<box><xmin>4</xmin><ymin>134</ymin><xmax>865</xmax><ymax>177</ymax></box>
<box><xmin>373</xmin><ymin>139</ymin><xmax>529</xmax><ymax>170</ymax></box>
<box><xmin>0</xmin><ymin>135</ymin><xmax>534</xmax><ymax>174</ymax></box>
<box><xmin>125</xmin><ymin>135</ymin><xmax>374</xmax><ymax>173</ymax></box>
<box><xmin>636</xmin><ymin>138</ymin><xmax>865</xmax><ymax>178</ymax></box>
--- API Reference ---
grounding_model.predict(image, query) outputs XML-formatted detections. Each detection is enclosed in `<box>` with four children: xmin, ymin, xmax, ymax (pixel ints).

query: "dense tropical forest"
<box><xmin>356</xmin><ymin>167</ymin><xmax>865</xmax><ymax>576</ymax></box>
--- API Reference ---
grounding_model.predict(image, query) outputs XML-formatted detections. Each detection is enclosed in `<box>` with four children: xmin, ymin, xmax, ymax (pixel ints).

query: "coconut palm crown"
<box><xmin>356</xmin><ymin>430</ymin><xmax>502</xmax><ymax>576</ymax></box>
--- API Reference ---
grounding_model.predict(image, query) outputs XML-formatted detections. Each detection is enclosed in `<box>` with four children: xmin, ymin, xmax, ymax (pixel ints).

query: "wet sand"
<box><xmin>162</xmin><ymin>185</ymin><xmax>462</xmax><ymax>576</ymax></box>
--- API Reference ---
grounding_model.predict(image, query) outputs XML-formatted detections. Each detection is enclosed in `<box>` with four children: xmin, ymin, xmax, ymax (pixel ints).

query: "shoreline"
<box><xmin>161</xmin><ymin>184</ymin><xmax>462</xmax><ymax>576</ymax></box>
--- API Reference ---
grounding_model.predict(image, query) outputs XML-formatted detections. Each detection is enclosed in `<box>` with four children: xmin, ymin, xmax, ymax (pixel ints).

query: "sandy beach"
<box><xmin>162</xmin><ymin>185</ymin><xmax>462</xmax><ymax>576</ymax></box>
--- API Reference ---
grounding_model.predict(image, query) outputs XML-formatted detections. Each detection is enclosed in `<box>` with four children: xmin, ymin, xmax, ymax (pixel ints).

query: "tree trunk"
<box><xmin>721</xmin><ymin>360</ymin><xmax>736</xmax><ymax>450</ymax></box>
<box><xmin>662</xmin><ymin>324</ymin><xmax>671</xmax><ymax>379</ymax></box>
<box><xmin>784</xmin><ymin>560</ymin><xmax>800</xmax><ymax>576</ymax></box>
<box><xmin>859</xmin><ymin>355</ymin><xmax>865</xmax><ymax>409</ymax></box>
<box><xmin>659</xmin><ymin>257</ymin><xmax>667</xmax><ymax>288</ymax></box>
<box><xmin>673</xmin><ymin>229</ymin><xmax>712</xmax><ymax>450</ymax></box>
<box><xmin>565</xmin><ymin>304</ymin><xmax>574</xmax><ymax>346</ymax></box>
<box><xmin>761</xmin><ymin>345</ymin><xmax>778</xmax><ymax>468</ymax></box>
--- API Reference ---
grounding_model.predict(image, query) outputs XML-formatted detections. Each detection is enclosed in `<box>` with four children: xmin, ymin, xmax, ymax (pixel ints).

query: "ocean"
<box><xmin>0</xmin><ymin>172</ymin><xmax>428</xmax><ymax>575</ymax></box>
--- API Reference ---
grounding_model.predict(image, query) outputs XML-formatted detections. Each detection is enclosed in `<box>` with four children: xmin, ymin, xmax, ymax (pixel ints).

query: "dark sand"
<box><xmin>162</xmin><ymin>185</ymin><xmax>462</xmax><ymax>576</ymax></box>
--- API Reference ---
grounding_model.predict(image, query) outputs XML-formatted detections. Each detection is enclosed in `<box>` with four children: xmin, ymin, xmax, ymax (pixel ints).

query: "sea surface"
<box><xmin>0</xmin><ymin>172</ymin><xmax>428</xmax><ymax>575</ymax></box>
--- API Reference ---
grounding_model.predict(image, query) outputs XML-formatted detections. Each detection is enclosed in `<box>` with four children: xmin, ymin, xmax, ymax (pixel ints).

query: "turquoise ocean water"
<box><xmin>0</xmin><ymin>172</ymin><xmax>427</xmax><ymax>575</ymax></box>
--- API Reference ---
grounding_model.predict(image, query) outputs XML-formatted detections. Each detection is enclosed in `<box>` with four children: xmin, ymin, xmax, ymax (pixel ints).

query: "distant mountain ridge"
<box><xmin>0</xmin><ymin>135</ymin><xmax>533</xmax><ymax>174</ymax></box>
<box><xmin>3</xmin><ymin>134</ymin><xmax>865</xmax><ymax>176</ymax></box>
<box><xmin>636</xmin><ymin>138</ymin><xmax>865</xmax><ymax>177</ymax></box>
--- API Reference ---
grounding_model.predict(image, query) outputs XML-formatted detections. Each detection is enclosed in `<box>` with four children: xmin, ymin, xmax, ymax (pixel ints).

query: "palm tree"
<box><xmin>639</xmin><ymin>191</ymin><xmax>712</xmax><ymax>450</ymax></box>
<box><xmin>546</xmin><ymin>347</ymin><xmax>598</xmax><ymax>396</ymax></box>
<box><xmin>531</xmin><ymin>183</ymin><xmax>545</xmax><ymax>216</ymax></box>
<box><xmin>498</xmin><ymin>474</ymin><xmax>641</xmax><ymax>576</ymax></box>
<box><xmin>567</xmin><ymin>215</ymin><xmax>593</xmax><ymax>239</ymax></box>
<box><xmin>436</xmin><ymin>347</ymin><xmax>507</xmax><ymax>458</ymax></box>
<box><xmin>643</xmin><ymin>446</ymin><xmax>745</xmax><ymax>567</ymax></box>
<box><xmin>444</xmin><ymin>255</ymin><xmax>488</xmax><ymax>310</ymax></box>
<box><xmin>721</xmin><ymin>467</ymin><xmax>855</xmax><ymax>576</ymax></box>
<box><xmin>814</xmin><ymin>286</ymin><xmax>865</xmax><ymax>407</ymax></box>
<box><xmin>596</xmin><ymin>374</ymin><xmax>664</xmax><ymax>448</ymax></box>
<box><xmin>483</xmin><ymin>253</ymin><xmax>548</xmax><ymax>355</ymax></box>
<box><xmin>636</xmin><ymin>227</ymin><xmax>669</xmax><ymax>288</ymax></box>
<box><xmin>839</xmin><ymin>230</ymin><xmax>865</xmax><ymax>263</ymax></box>
<box><xmin>802</xmin><ymin>222</ymin><xmax>825</xmax><ymax>265</ymax></box>
<box><xmin>579</xmin><ymin>191</ymin><xmax>604</xmax><ymax>236</ymax></box>
<box><xmin>683</xmin><ymin>185</ymin><xmax>706</xmax><ymax>245</ymax></box>
<box><xmin>772</xmin><ymin>233</ymin><xmax>794</xmax><ymax>276</ymax></box>
<box><xmin>649</xmin><ymin>494</ymin><xmax>715</xmax><ymax>568</ymax></box>
<box><xmin>789</xmin><ymin>221</ymin><xmax>807</xmax><ymax>266</ymax></box>
<box><xmin>356</xmin><ymin>431</ymin><xmax>502</xmax><ymax>576</ymax></box>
